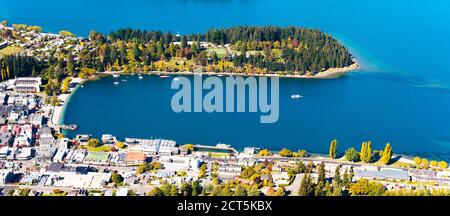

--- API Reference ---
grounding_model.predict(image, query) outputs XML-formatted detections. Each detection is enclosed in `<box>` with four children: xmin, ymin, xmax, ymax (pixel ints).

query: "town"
<box><xmin>0</xmin><ymin>21</ymin><xmax>450</xmax><ymax>197</ymax></box>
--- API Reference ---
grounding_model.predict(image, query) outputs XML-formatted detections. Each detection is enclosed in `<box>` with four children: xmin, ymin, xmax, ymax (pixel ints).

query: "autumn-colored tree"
<box><xmin>329</xmin><ymin>139</ymin><xmax>338</xmax><ymax>159</ymax></box>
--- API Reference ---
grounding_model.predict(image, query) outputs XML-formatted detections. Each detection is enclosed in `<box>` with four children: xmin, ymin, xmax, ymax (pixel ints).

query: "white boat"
<box><xmin>160</xmin><ymin>75</ymin><xmax>170</xmax><ymax>78</ymax></box>
<box><xmin>138</xmin><ymin>75</ymin><xmax>143</xmax><ymax>79</ymax></box>
<box><xmin>81</xmin><ymin>85</ymin><xmax>84</xmax><ymax>88</ymax></box>
<box><xmin>113</xmin><ymin>73</ymin><xmax>120</xmax><ymax>78</ymax></box>
<box><xmin>173</xmin><ymin>77</ymin><xmax>180</xmax><ymax>81</ymax></box>
<box><xmin>113</xmin><ymin>82</ymin><xmax>119</xmax><ymax>85</ymax></box>
<box><xmin>121</xmin><ymin>79</ymin><xmax>127</xmax><ymax>82</ymax></box>
<box><xmin>291</xmin><ymin>94</ymin><xmax>303</xmax><ymax>99</ymax></box>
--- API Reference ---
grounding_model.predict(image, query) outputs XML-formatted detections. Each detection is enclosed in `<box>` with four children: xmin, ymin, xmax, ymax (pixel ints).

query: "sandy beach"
<box><xmin>48</xmin><ymin>77</ymin><xmax>85</xmax><ymax>128</ymax></box>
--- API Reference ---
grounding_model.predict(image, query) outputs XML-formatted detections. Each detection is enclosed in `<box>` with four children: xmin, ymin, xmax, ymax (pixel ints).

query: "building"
<box><xmin>159</xmin><ymin>155</ymin><xmax>201</xmax><ymax>171</ymax></box>
<box><xmin>354</xmin><ymin>167</ymin><xmax>410</xmax><ymax>181</ymax></box>
<box><xmin>0</xmin><ymin>41</ymin><xmax>8</xmax><ymax>49</ymax></box>
<box><xmin>126</xmin><ymin>138</ymin><xmax>178</xmax><ymax>156</ymax></box>
<box><xmin>17</xmin><ymin>147</ymin><xmax>34</xmax><ymax>160</ymax></box>
<box><xmin>14</xmin><ymin>77</ymin><xmax>42</xmax><ymax>93</ymax></box>
<box><xmin>125</xmin><ymin>152</ymin><xmax>147</xmax><ymax>166</ymax></box>
<box><xmin>0</xmin><ymin>170</ymin><xmax>14</xmax><ymax>184</ymax></box>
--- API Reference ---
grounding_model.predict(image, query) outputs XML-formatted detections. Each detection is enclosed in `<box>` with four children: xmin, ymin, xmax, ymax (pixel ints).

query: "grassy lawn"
<box><xmin>82</xmin><ymin>145</ymin><xmax>112</xmax><ymax>152</ymax></box>
<box><xmin>0</xmin><ymin>46</ymin><xmax>22</xmax><ymax>57</ymax></box>
<box><xmin>207</xmin><ymin>47</ymin><xmax>228</xmax><ymax>58</ymax></box>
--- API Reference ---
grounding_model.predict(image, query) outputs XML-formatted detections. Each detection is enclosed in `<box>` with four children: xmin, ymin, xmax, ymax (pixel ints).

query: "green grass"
<box><xmin>207</xmin><ymin>48</ymin><xmax>228</xmax><ymax>58</ymax></box>
<box><xmin>0</xmin><ymin>46</ymin><xmax>22</xmax><ymax>57</ymax></box>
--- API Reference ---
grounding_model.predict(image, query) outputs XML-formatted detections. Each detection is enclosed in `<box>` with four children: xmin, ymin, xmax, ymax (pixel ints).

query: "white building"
<box><xmin>14</xmin><ymin>77</ymin><xmax>42</xmax><ymax>93</ymax></box>
<box><xmin>126</xmin><ymin>138</ymin><xmax>178</xmax><ymax>156</ymax></box>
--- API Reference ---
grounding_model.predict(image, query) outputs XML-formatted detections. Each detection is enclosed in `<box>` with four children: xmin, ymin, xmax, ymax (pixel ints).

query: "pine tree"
<box><xmin>333</xmin><ymin>165</ymin><xmax>341</xmax><ymax>187</ymax></box>
<box><xmin>298</xmin><ymin>174</ymin><xmax>315</xmax><ymax>196</ymax></box>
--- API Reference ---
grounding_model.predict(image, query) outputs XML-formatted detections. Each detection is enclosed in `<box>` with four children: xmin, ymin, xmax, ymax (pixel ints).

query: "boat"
<box><xmin>173</xmin><ymin>77</ymin><xmax>180</xmax><ymax>81</ymax></box>
<box><xmin>138</xmin><ymin>75</ymin><xmax>143</xmax><ymax>79</ymax></box>
<box><xmin>81</xmin><ymin>85</ymin><xmax>84</xmax><ymax>88</ymax></box>
<box><xmin>113</xmin><ymin>82</ymin><xmax>119</xmax><ymax>85</ymax></box>
<box><xmin>121</xmin><ymin>79</ymin><xmax>127</xmax><ymax>82</ymax></box>
<box><xmin>60</xmin><ymin>124</ymin><xmax>78</xmax><ymax>131</ymax></box>
<box><xmin>113</xmin><ymin>73</ymin><xmax>120</xmax><ymax>78</ymax></box>
<box><xmin>160</xmin><ymin>75</ymin><xmax>170</xmax><ymax>78</ymax></box>
<box><xmin>291</xmin><ymin>94</ymin><xmax>303</xmax><ymax>99</ymax></box>
<box><xmin>217</xmin><ymin>74</ymin><xmax>224</xmax><ymax>77</ymax></box>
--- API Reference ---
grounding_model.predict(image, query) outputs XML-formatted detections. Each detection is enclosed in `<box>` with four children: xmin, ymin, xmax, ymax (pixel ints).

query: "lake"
<box><xmin>2</xmin><ymin>0</ymin><xmax>450</xmax><ymax>159</ymax></box>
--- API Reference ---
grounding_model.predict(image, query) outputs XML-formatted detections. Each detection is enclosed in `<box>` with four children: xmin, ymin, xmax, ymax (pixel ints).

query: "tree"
<box><xmin>274</xmin><ymin>187</ymin><xmax>286</xmax><ymax>196</ymax></box>
<box><xmin>333</xmin><ymin>165</ymin><xmax>341</xmax><ymax>187</ymax></box>
<box><xmin>116</xmin><ymin>142</ymin><xmax>125</xmax><ymax>149</ymax></box>
<box><xmin>51</xmin><ymin>91</ymin><xmax>58</xmax><ymax>106</ymax></box>
<box><xmin>278</xmin><ymin>148</ymin><xmax>292</xmax><ymax>157</ymax></box>
<box><xmin>360</xmin><ymin>141</ymin><xmax>372</xmax><ymax>163</ymax></box>
<box><xmin>421</xmin><ymin>159</ymin><xmax>429</xmax><ymax>168</ymax></box>
<box><xmin>430</xmin><ymin>160</ymin><xmax>438</xmax><ymax>167</ymax></box>
<box><xmin>329</xmin><ymin>139</ymin><xmax>338</xmax><ymax>159</ymax></box>
<box><xmin>298</xmin><ymin>174</ymin><xmax>315</xmax><ymax>196</ymax></box>
<box><xmin>59</xmin><ymin>30</ymin><xmax>75</xmax><ymax>37</ymax></box>
<box><xmin>198</xmin><ymin>163</ymin><xmax>207</xmax><ymax>178</ymax></box>
<box><xmin>258</xmin><ymin>148</ymin><xmax>272</xmax><ymax>156</ymax></box>
<box><xmin>147</xmin><ymin>187</ymin><xmax>163</xmax><ymax>196</ymax></box>
<box><xmin>111</xmin><ymin>172</ymin><xmax>124</xmax><ymax>184</ymax></box>
<box><xmin>414</xmin><ymin>156</ymin><xmax>421</xmax><ymax>165</ymax></box>
<box><xmin>345</xmin><ymin>147</ymin><xmax>359</xmax><ymax>162</ymax></box>
<box><xmin>87</xmin><ymin>138</ymin><xmax>100</xmax><ymax>148</ymax></box>
<box><xmin>349</xmin><ymin>179</ymin><xmax>386</xmax><ymax>196</ymax></box>
<box><xmin>438</xmin><ymin>161</ymin><xmax>448</xmax><ymax>169</ymax></box>
<box><xmin>180</xmin><ymin>182</ymin><xmax>191</xmax><ymax>196</ymax></box>
<box><xmin>232</xmin><ymin>185</ymin><xmax>246</xmax><ymax>196</ymax></box>
<box><xmin>380</xmin><ymin>143</ymin><xmax>393</xmax><ymax>165</ymax></box>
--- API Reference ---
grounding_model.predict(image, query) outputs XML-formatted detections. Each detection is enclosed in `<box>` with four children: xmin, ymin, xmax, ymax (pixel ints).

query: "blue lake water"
<box><xmin>2</xmin><ymin>0</ymin><xmax>450</xmax><ymax>159</ymax></box>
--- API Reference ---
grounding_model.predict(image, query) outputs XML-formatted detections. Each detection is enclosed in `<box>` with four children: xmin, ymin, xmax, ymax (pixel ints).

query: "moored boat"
<box><xmin>291</xmin><ymin>94</ymin><xmax>303</xmax><ymax>99</ymax></box>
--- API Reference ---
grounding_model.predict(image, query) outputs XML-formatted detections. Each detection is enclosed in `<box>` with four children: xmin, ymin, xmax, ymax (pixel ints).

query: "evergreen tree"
<box><xmin>298</xmin><ymin>174</ymin><xmax>315</xmax><ymax>196</ymax></box>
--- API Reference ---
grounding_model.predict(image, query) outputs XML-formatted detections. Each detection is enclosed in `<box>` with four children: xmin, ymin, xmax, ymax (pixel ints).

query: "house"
<box><xmin>57</xmin><ymin>138</ymin><xmax>71</xmax><ymax>149</ymax></box>
<box><xmin>52</xmin><ymin>148</ymin><xmax>68</xmax><ymax>163</ymax></box>
<box><xmin>125</xmin><ymin>152</ymin><xmax>146</xmax><ymax>166</ymax></box>
<box><xmin>29</xmin><ymin>113</ymin><xmax>43</xmax><ymax>126</ymax></box>
<box><xmin>17</xmin><ymin>147</ymin><xmax>34</xmax><ymax>160</ymax></box>
<box><xmin>0</xmin><ymin>146</ymin><xmax>10</xmax><ymax>159</ymax></box>
<box><xmin>14</xmin><ymin>77</ymin><xmax>42</xmax><ymax>93</ymax></box>
<box><xmin>47</xmin><ymin>162</ymin><xmax>64</xmax><ymax>172</ymax></box>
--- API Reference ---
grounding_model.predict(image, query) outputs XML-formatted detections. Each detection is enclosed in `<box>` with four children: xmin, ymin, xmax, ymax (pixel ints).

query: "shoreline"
<box><xmin>49</xmin><ymin>77</ymin><xmax>86</xmax><ymax>128</ymax></box>
<box><xmin>101</xmin><ymin>61</ymin><xmax>360</xmax><ymax>79</ymax></box>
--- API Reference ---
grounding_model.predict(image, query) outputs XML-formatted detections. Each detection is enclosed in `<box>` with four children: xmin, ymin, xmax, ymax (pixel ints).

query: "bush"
<box><xmin>345</xmin><ymin>147</ymin><xmax>359</xmax><ymax>162</ymax></box>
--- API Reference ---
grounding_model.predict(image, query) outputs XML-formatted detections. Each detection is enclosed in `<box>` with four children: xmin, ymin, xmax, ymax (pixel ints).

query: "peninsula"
<box><xmin>0</xmin><ymin>21</ymin><xmax>358</xmax><ymax>89</ymax></box>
